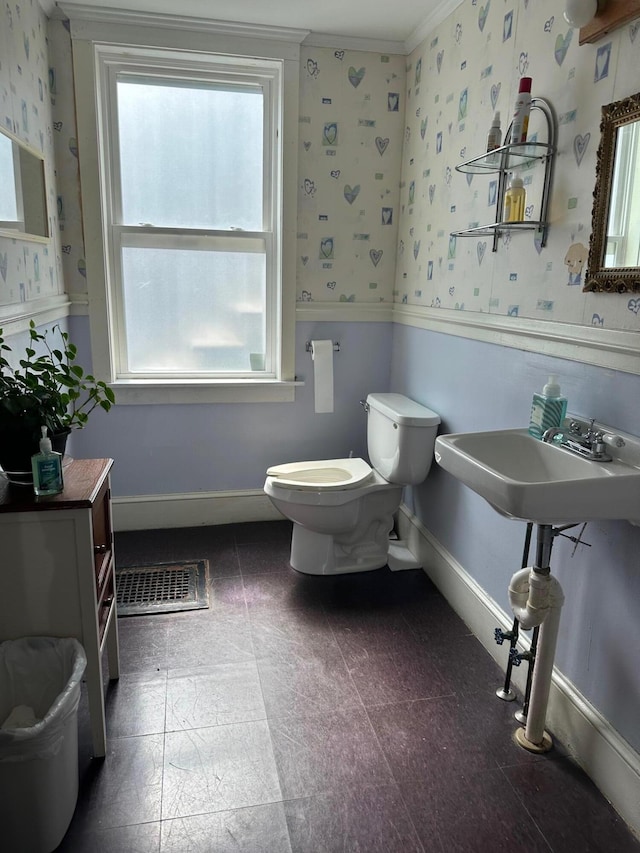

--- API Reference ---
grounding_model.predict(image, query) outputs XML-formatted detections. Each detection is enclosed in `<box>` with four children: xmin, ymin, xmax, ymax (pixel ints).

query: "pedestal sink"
<box><xmin>434</xmin><ymin>423</ymin><xmax>640</xmax><ymax>525</ymax></box>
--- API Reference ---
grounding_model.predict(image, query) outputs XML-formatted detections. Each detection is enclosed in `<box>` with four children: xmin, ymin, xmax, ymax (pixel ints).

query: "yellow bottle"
<box><xmin>503</xmin><ymin>176</ymin><xmax>526</xmax><ymax>222</ymax></box>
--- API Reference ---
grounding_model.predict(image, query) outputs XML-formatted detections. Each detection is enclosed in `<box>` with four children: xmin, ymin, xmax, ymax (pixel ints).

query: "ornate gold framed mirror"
<box><xmin>583</xmin><ymin>91</ymin><xmax>640</xmax><ymax>293</ymax></box>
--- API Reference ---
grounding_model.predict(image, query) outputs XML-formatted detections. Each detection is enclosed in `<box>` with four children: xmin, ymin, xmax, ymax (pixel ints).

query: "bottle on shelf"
<box><xmin>503</xmin><ymin>176</ymin><xmax>526</xmax><ymax>222</ymax></box>
<box><xmin>486</xmin><ymin>111</ymin><xmax>502</xmax><ymax>153</ymax></box>
<box><xmin>511</xmin><ymin>77</ymin><xmax>532</xmax><ymax>144</ymax></box>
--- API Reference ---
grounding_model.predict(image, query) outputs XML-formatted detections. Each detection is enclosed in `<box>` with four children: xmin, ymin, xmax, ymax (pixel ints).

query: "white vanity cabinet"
<box><xmin>0</xmin><ymin>458</ymin><xmax>119</xmax><ymax>757</ymax></box>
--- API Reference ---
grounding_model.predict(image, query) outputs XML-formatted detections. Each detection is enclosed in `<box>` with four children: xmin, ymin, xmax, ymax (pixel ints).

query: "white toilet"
<box><xmin>264</xmin><ymin>393</ymin><xmax>440</xmax><ymax>575</ymax></box>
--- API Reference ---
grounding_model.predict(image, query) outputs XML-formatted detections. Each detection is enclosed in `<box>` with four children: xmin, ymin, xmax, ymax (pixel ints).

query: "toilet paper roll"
<box><xmin>311</xmin><ymin>340</ymin><xmax>334</xmax><ymax>413</ymax></box>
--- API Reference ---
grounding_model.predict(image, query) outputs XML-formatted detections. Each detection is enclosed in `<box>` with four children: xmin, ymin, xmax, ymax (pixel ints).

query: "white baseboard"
<box><xmin>396</xmin><ymin>504</ymin><xmax>640</xmax><ymax>838</ymax></box>
<box><xmin>112</xmin><ymin>489</ymin><xmax>284</xmax><ymax>531</ymax></box>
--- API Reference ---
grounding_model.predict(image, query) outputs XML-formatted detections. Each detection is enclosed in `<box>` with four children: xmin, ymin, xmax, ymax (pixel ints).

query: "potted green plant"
<box><xmin>0</xmin><ymin>320</ymin><xmax>115</xmax><ymax>483</ymax></box>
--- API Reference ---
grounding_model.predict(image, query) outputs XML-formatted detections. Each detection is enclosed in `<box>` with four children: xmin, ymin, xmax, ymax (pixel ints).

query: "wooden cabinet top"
<box><xmin>0</xmin><ymin>458</ymin><xmax>113</xmax><ymax>513</ymax></box>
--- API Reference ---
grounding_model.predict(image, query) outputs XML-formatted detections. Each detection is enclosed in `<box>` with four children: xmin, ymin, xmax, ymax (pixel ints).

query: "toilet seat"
<box><xmin>264</xmin><ymin>467</ymin><xmax>395</xmax><ymax>508</ymax></box>
<box><xmin>266</xmin><ymin>457</ymin><xmax>373</xmax><ymax>491</ymax></box>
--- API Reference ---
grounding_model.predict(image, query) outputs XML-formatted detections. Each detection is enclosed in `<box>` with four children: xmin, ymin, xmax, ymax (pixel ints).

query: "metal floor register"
<box><xmin>115</xmin><ymin>560</ymin><xmax>209</xmax><ymax>616</ymax></box>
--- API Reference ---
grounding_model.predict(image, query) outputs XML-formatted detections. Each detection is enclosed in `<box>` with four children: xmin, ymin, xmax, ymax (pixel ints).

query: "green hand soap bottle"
<box><xmin>31</xmin><ymin>426</ymin><xmax>64</xmax><ymax>496</ymax></box>
<box><xmin>528</xmin><ymin>375</ymin><xmax>568</xmax><ymax>441</ymax></box>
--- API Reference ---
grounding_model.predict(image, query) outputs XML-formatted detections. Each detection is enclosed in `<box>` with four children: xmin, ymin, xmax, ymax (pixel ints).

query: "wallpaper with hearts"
<box><xmin>0</xmin><ymin>1</ymin><xmax>64</xmax><ymax>309</ymax></box>
<box><xmin>397</xmin><ymin>0</ymin><xmax>640</xmax><ymax>330</ymax></box>
<box><xmin>48</xmin><ymin>19</ymin><xmax>87</xmax><ymax>298</ymax></box>
<box><xmin>2</xmin><ymin>1</ymin><xmax>639</xmax><ymax>334</ymax></box>
<box><xmin>297</xmin><ymin>48</ymin><xmax>405</xmax><ymax>305</ymax></box>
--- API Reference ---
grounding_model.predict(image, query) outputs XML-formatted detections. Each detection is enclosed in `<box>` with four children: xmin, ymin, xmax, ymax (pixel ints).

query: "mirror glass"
<box><xmin>605</xmin><ymin>120</ymin><xmax>640</xmax><ymax>268</ymax></box>
<box><xmin>584</xmin><ymin>92</ymin><xmax>640</xmax><ymax>293</ymax></box>
<box><xmin>0</xmin><ymin>127</ymin><xmax>49</xmax><ymax>240</ymax></box>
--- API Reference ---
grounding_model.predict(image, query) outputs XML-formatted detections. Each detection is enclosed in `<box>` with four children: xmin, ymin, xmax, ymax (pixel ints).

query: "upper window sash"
<box><xmin>96</xmin><ymin>49</ymin><xmax>282</xmax><ymax>241</ymax></box>
<box><xmin>102</xmin><ymin>64</ymin><xmax>277</xmax><ymax>232</ymax></box>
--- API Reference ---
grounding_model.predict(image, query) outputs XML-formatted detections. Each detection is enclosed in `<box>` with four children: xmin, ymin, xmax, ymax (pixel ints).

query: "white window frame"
<box><xmin>102</xmin><ymin>52</ymin><xmax>279</xmax><ymax>381</ymax></box>
<box><xmin>69</xmin><ymin>15</ymin><xmax>304</xmax><ymax>403</ymax></box>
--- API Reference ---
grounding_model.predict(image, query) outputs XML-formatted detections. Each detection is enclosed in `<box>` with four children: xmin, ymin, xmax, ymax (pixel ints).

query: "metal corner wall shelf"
<box><xmin>451</xmin><ymin>98</ymin><xmax>557</xmax><ymax>252</ymax></box>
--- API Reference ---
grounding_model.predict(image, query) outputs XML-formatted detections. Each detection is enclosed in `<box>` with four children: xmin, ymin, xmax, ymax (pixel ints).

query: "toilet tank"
<box><xmin>366</xmin><ymin>393</ymin><xmax>441</xmax><ymax>484</ymax></box>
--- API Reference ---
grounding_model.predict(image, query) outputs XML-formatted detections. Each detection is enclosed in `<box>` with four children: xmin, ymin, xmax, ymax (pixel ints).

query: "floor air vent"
<box><xmin>115</xmin><ymin>560</ymin><xmax>209</xmax><ymax>616</ymax></box>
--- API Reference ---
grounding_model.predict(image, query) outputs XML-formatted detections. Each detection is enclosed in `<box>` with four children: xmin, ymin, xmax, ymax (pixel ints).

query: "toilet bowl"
<box><xmin>264</xmin><ymin>393</ymin><xmax>440</xmax><ymax>575</ymax></box>
<box><xmin>266</xmin><ymin>457</ymin><xmax>373</xmax><ymax>491</ymax></box>
<box><xmin>265</xmin><ymin>464</ymin><xmax>402</xmax><ymax>574</ymax></box>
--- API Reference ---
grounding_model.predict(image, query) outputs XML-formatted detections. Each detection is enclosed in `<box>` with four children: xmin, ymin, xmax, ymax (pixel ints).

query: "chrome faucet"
<box><xmin>543</xmin><ymin>418</ymin><xmax>625</xmax><ymax>462</ymax></box>
<box><xmin>542</xmin><ymin>426</ymin><xmax>565</xmax><ymax>444</ymax></box>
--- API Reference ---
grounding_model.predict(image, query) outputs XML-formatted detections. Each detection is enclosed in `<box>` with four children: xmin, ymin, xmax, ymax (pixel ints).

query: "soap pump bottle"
<box><xmin>528</xmin><ymin>375</ymin><xmax>568</xmax><ymax>440</ymax></box>
<box><xmin>503</xmin><ymin>176</ymin><xmax>526</xmax><ymax>222</ymax></box>
<box><xmin>31</xmin><ymin>426</ymin><xmax>64</xmax><ymax>496</ymax></box>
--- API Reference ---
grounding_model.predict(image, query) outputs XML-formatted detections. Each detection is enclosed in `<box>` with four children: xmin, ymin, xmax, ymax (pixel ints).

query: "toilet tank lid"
<box><xmin>367</xmin><ymin>393</ymin><xmax>441</xmax><ymax>427</ymax></box>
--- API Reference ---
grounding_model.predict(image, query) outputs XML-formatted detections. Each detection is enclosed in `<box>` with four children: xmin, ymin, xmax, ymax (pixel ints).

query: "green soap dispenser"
<box><xmin>528</xmin><ymin>375</ymin><xmax>568</xmax><ymax>440</ymax></box>
<box><xmin>31</xmin><ymin>426</ymin><xmax>64</xmax><ymax>495</ymax></box>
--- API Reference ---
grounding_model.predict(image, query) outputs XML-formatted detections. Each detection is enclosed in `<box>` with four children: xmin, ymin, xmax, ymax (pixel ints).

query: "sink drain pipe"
<box><xmin>507</xmin><ymin>524</ymin><xmax>565</xmax><ymax>753</ymax></box>
<box><xmin>496</xmin><ymin>523</ymin><xmax>533</xmax><ymax>702</ymax></box>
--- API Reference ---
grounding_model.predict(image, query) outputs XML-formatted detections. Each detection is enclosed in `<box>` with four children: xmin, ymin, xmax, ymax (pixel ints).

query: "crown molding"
<box><xmin>52</xmin><ymin>1</ymin><xmax>462</xmax><ymax>55</ymax></box>
<box><xmin>51</xmin><ymin>0</ymin><xmax>465</xmax><ymax>55</ymax></box>
<box><xmin>57</xmin><ymin>3</ymin><xmax>310</xmax><ymax>43</ymax></box>
<box><xmin>297</xmin><ymin>0</ymin><xmax>465</xmax><ymax>56</ymax></box>
<box><xmin>404</xmin><ymin>0</ymin><xmax>464</xmax><ymax>54</ymax></box>
<box><xmin>302</xmin><ymin>32</ymin><xmax>405</xmax><ymax>55</ymax></box>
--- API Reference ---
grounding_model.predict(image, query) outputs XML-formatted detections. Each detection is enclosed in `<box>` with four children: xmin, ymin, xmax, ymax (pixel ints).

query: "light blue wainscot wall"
<box><xmin>390</xmin><ymin>322</ymin><xmax>640</xmax><ymax>760</ymax></box>
<box><xmin>67</xmin><ymin>316</ymin><xmax>393</xmax><ymax>496</ymax></box>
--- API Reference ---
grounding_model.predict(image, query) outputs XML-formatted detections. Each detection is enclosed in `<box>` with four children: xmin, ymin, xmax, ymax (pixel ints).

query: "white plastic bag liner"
<box><xmin>0</xmin><ymin>636</ymin><xmax>86</xmax><ymax>762</ymax></box>
<box><xmin>0</xmin><ymin>637</ymin><xmax>87</xmax><ymax>853</ymax></box>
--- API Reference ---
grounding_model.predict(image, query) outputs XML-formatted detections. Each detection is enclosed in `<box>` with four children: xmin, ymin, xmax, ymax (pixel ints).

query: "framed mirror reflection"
<box><xmin>0</xmin><ymin>127</ymin><xmax>49</xmax><ymax>242</ymax></box>
<box><xmin>584</xmin><ymin>91</ymin><xmax>640</xmax><ymax>293</ymax></box>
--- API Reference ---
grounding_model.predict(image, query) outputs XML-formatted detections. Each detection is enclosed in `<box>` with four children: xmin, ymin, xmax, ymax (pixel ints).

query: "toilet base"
<box><xmin>290</xmin><ymin>523</ymin><xmax>390</xmax><ymax>575</ymax></box>
<box><xmin>387</xmin><ymin>540</ymin><xmax>422</xmax><ymax>571</ymax></box>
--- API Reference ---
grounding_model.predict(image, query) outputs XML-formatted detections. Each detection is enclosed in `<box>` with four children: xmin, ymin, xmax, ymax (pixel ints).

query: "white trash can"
<box><xmin>0</xmin><ymin>636</ymin><xmax>87</xmax><ymax>853</ymax></box>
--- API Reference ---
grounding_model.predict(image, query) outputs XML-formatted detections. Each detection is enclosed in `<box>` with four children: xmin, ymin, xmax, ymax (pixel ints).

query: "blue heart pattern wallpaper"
<box><xmin>2</xmin><ymin>0</ymin><xmax>640</xmax><ymax>334</ymax></box>
<box><xmin>297</xmin><ymin>49</ymin><xmax>405</xmax><ymax>306</ymax></box>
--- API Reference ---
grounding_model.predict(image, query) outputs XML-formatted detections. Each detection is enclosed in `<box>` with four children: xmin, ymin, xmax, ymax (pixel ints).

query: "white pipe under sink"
<box><xmin>508</xmin><ymin>564</ymin><xmax>565</xmax><ymax>750</ymax></box>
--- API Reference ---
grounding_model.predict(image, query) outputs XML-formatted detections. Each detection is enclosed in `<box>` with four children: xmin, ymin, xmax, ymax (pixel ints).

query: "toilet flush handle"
<box><xmin>360</xmin><ymin>399</ymin><xmax>370</xmax><ymax>413</ymax></box>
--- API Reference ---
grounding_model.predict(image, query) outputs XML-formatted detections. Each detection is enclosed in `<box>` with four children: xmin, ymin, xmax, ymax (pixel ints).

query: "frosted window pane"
<box><xmin>121</xmin><ymin>247</ymin><xmax>266</xmax><ymax>373</ymax></box>
<box><xmin>0</xmin><ymin>134</ymin><xmax>18</xmax><ymax>221</ymax></box>
<box><xmin>117</xmin><ymin>79</ymin><xmax>264</xmax><ymax>230</ymax></box>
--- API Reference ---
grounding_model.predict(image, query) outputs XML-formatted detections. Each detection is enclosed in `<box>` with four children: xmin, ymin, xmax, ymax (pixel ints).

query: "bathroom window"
<box><xmin>72</xmin><ymin>36</ymin><xmax>300</xmax><ymax>402</ymax></box>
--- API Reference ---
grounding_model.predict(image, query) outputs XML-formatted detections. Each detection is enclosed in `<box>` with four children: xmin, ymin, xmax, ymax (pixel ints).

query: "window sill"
<box><xmin>109</xmin><ymin>379</ymin><xmax>302</xmax><ymax>404</ymax></box>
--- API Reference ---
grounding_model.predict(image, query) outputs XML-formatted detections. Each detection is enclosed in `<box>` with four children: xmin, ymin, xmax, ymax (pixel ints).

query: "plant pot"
<box><xmin>0</xmin><ymin>428</ymin><xmax>70</xmax><ymax>486</ymax></box>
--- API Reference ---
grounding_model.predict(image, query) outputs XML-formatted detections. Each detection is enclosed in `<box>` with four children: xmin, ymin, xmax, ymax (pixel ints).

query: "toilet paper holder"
<box><xmin>305</xmin><ymin>341</ymin><xmax>340</xmax><ymax>353</ymax></box>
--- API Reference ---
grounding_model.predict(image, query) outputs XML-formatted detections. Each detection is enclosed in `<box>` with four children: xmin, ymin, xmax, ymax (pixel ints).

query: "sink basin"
<box><xmin>434</xmin><ymin>427</ymin><xmax>640</xmax><ymax>524</ymax></box>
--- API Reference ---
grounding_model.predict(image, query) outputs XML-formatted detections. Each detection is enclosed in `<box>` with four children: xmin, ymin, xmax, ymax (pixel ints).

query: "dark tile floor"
<box><xmin>55</xmin><ymin>520</ymin><xmax>639</xmax><ymax>852</ymax></box>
